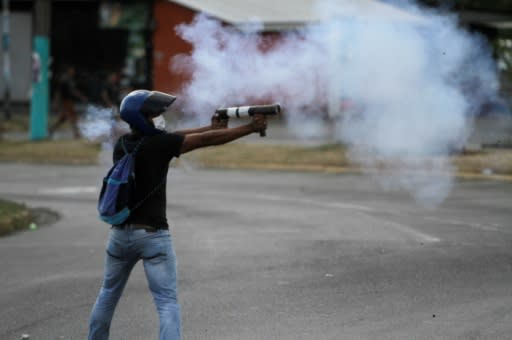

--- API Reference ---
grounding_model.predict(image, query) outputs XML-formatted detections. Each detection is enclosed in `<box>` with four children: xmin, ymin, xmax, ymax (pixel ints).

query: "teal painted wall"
<box><xmin>30</xmin><ymin>36</ymin><xmax>49</xmax><ymax>140</ymax></box>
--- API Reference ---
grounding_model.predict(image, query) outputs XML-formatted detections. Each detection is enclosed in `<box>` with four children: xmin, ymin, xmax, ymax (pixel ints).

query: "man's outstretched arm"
<box><xmin>174</xmin><ymin>115</ymin><xmax>229</xmax><ymax>135</ymax></box>
<box><xmin>180</xmin><ymin>114</ymin><xmax>266</xmax><ymax>154</ymax></box>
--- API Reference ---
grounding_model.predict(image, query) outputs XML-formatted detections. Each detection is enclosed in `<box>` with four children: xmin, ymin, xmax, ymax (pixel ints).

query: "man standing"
<box><xmin>49</xmin><ymin>65</ymin><xmax>87</xmax><ymax>139</ymax></box>
<box><xmin>100</xmin><ymin>71</ymin><xmax>121</xmax><ymax>112</ymax></box>
<box><xmin>88</xmin><ymin>90</ymin><xmax>267</xmax><ymax>340</ymax></box>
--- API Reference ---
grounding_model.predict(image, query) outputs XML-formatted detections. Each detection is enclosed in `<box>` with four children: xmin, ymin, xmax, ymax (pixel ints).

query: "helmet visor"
<box><xmin>140</xmin><ymin>91</ymin><xmax>177</xmax><ymax>118</ymax></box>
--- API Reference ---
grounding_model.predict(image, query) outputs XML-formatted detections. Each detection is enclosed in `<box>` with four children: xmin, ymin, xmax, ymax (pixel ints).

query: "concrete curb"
<box><xmin>197</xmin><ymin>162</ymin><xmax>512</xmax><ymax>182</ymax></box>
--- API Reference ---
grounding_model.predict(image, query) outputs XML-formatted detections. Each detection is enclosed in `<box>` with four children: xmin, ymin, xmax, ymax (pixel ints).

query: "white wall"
<box><xmin>0</xmin><ymin>12</ymin><xmax>32</xmax><ymax>102</ymax></box>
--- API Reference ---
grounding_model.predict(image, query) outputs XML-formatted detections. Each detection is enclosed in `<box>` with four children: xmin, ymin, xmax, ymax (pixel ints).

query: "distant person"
<box><xmin>88</xmin><ymin>89</ymin><xmax>267</xmax><ymax>340</ymax></box>
<box><xmin>101</xmin><ymin>72</ymin><xmax>121</xmax><ymax>113</ymax></box>
<box><xmin>49</xmin><ymin>66</ymin><xmax>87</xmax><ymax>139</ymax></box>
<box><xmin>99</xmin><ymin>72</ymin><xmax>127</xmax><ymax>145</ymax></box>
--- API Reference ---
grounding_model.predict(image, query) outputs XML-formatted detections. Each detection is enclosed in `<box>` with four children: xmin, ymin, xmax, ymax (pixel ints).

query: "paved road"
<box><xmin>0</xmin><ymin>163</ymin><xmax>511</xmax><ymax>339</ymax></box>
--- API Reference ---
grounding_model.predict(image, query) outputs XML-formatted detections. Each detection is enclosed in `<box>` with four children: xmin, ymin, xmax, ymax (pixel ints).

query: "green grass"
<box><xmin>184</xmin><ymin>143</ymin><xmax>512</xmax><ymax>177</ymax></box>
<box><xmin>0</xmin><ymin>140</ymin><xmax>102</xmax><ymax>165</ymax></box>
<box><xmin>0</xmin><ymin>137</ymin><xmax>511</xmax><ymax>178</ymax></box>
<box><xmin>184</xmin><ymin>143</ymin><xmax>351</xmax><ymax>170</ymax></box>
<box><xmin>453</xmin><ymin>148</ymin><xmax>512</xmax><ymax>176</ymax></box>
<box><xmin>0</xmin><ymin>199</ymin><xmax>33</xmax><ymax>236</ymax></box>
<box><xmin>0</xmin><ymin>114</ymin><xmax>30</xmax><ymax>133</ymax></box>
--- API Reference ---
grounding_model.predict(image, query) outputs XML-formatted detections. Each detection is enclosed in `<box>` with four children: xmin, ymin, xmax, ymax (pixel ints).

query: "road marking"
<box><xmin>252</xmin><ymin>193</ymin><xmax>378</xmax><ymax>212</ymax></box>
<box><xmin>199</xmin><ymin>191</ymin><xmax>440</xmax><ymax>243</ymax></box>
<box><xmin>202</xmin><ymin>191</ymin><xmax>377</xmax><ymax>212</ymax></box>
<box><xmin>383</xmin><ymin>220</ymin><xmax>441</xmax><ymax>243</ymax></box>
<box><xmin>38</xmin><ymin>186</ymin><xmax>98</xmax><ymax>195</ymax></box>
<box><xmin>424</xmin><ymin>216</ymin><xmax>501</xmax><ymax>232</ymax></box>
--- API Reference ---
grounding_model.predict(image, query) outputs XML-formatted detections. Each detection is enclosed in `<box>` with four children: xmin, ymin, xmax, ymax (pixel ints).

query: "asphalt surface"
<box><xmin>0</xmin><ymin>163</ymin><xmax>511</xmax><ymax>340</ymax></box>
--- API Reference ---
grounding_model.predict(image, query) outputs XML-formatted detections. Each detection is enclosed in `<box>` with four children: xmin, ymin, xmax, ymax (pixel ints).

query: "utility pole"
<box><xmin>2</xmin><ymin>0</ymin><xmax>11</xmax><ymax>120</ymax></box>
<box><xmin>30</xmin><ymin>0</ymin><xmax>51</xmax><ymax>140</ymax></box>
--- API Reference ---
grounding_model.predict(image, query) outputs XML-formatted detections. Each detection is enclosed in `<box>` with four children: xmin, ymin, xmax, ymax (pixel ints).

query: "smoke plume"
<box><xmin>78</xmin><ymin>105</ymin><xmax>130</xmax><ymax>164</ymax></box>
<box><xmin>171</xmin><ymin>0</ymin><xmax>502</xmax><ymax>206</ymax></box>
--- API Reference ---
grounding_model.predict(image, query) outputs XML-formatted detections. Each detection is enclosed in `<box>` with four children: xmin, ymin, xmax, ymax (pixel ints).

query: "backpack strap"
<box><xmin>121</xmin><ymin>136</ymin><xmax>145</xmax><ymax>155</ymax></box>
<box><xmin>130</xmin><ymin>176</ymin><xmax>167</xmax><ymax>212</ymax></box>
<box><xmin>121</xmin><ymin>135</ymin><xmax>166</xmax><ymax>212</ymax></box>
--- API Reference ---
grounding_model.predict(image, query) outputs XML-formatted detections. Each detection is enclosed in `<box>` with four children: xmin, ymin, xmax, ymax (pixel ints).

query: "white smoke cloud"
<box><xmin>78</xmin><ymin>105</ymin><xmax>129</xmax><ymax>146</ymax></box>
<box><xmin>171</xmin><ymin>0</ymin><xmax>501</xmax><ymax>206</ymax></box>
<box><xmin>173</xmin><ymin>17</ymin><xmax>326</xmax><ymax>124</ymax></box>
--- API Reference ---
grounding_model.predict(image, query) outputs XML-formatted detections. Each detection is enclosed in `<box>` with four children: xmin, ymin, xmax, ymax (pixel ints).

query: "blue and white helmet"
<box><xmin>120</xmin><ymin>90</ymin><xmax>176</xmax><ymax>135</ymax></box>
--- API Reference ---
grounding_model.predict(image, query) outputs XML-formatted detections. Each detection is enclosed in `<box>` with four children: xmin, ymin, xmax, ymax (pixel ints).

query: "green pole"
<box><xmin>30</xmin><ymin>0</ymin><xmax>51</xmax><ymax>141</ymax></box>
<box><xmin>29</xmin><ymin>36</ymin><xmax>49</xmax><ymax>140</ymax></box>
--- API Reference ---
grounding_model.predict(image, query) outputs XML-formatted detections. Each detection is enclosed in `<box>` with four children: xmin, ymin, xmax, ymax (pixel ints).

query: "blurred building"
<box><xmin>2</xmin><ymin>0</ymin><xmax>511</xmax><ymax>107</ymax></box>
<box><xmin>2</xmin><ymin>0</ymin><xmax>424</xmax><ymax>104</ymax></box>
<box><xmin>0</xmin><ymin>6</ymin><xmax>32</xmax><ymax>103</ymax></box>
<box><xmin>154</xmin><ymin>0</ymin><xmax>426</xmax><ymax>94</ymax></box>
<box><xmin>420</xmin><ymin>0</ymin><xmax>512</xmax><ymax>96</ymax></box>
<box><xmin>4</xmin><ymin>0</ymin><xmax>150</xmax><ymax>106</ymax></box>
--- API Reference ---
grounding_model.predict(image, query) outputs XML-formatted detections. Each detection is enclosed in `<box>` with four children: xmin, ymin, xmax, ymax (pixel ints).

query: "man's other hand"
<box><xmin>250</xmin><ymin>114</ymin><xmax>267</xmax><ymax>134</ymax></box>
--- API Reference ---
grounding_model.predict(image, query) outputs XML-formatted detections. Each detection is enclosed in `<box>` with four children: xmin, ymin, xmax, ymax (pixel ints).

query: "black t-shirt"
<box><xmin>113</xmin><ymin>132</ymin><xmax>184</xmax><ymax>229</ymax></box>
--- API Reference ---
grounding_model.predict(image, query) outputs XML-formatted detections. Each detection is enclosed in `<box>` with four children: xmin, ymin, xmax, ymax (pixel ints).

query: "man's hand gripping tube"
<box><xmin>215</xmin><ymin>104</ymin><xmax>281</xmax><ymax>137</ymax></box>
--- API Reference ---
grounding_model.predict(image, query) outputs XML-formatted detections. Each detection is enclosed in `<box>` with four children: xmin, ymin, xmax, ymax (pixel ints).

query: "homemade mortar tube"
<box><xmin>215</xmin><ymin>104</ymin><xmax>281</xmax><ymax>137</ymax></box>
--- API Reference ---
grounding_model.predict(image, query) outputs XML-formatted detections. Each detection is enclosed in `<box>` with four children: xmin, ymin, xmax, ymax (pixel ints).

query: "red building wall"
<box><xmin>152</xmin><ymin>1</ymin><xmax>285</xmax><ymax>100</ymax></box>
<box><xmin>153</xmin><ymin>0</ymin><xmax>195</xmax><ymax>94</ymax></box>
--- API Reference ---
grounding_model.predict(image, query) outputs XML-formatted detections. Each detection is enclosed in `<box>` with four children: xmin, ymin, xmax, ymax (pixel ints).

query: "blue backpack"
<box><xmin>97</xmin><ymin>137</ymin><xmax>146</xmax><ymax>225</ymax></box>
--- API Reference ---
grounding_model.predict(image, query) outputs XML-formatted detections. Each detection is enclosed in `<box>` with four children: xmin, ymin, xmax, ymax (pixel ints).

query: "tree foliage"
<box><xmin>420</xmin><ymin>0</ymin><xmax>512</xmax><ymax>11</ymax></box>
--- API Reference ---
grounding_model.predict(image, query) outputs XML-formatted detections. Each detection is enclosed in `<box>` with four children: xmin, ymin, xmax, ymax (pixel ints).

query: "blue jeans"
<box><xmin>88</xmin><ymin>227</ymin><xmax>180</xmax><ymax>340</ymax></box>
